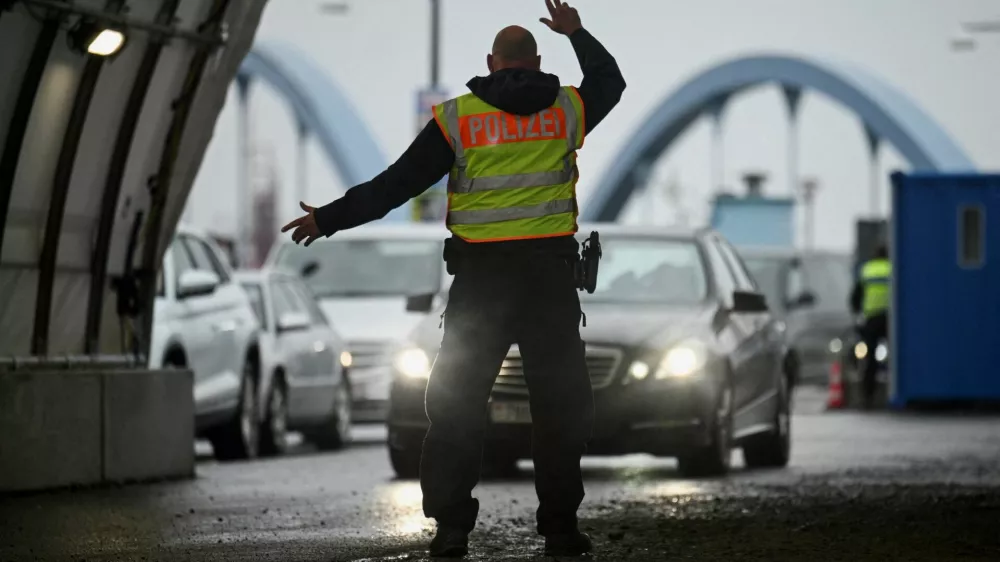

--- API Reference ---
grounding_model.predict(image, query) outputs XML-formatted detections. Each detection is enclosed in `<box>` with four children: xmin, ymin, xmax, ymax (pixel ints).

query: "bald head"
<box><xmin>488</xmin><ymin>25</ymin><xmax>541</xmax><ymax>73</ymax></box>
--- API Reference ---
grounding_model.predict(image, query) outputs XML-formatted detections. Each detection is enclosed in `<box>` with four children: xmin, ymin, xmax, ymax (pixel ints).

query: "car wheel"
<box><xmin>259</xmin><ymin>377</ymin><xmax>290</xmax><ymax>457</ymax></box>
<box><xmin>312</xmin><ymin>379</ymin><xmax>352</xmax><ymax>451</ymax></box>
<box><xmin>677</xmin><ymin>382</ymin><xmax>733</xmax><ymax>478</ymax></box>
<box><xmin>209</xmin><ymin>356</ymin><xmax>260</xmax><ymax>461</ymax></box>
<box><xmin>743</xmin><ymin>374</ymin><xmax>792</xmax><ymax>468</ymax></box>
<box><xmin>389</xmin><ymin>441</ymin><xmax>422</xmax><ymax>480</ymax></box>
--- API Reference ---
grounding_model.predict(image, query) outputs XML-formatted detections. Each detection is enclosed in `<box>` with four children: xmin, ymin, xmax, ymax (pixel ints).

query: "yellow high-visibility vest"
<box><xmin>432</xmin><ymin>86</ymin><xmax>586</xmax><ymax>242</ymax></box>
<box><xmin>860</xmin><ymin>258</ymin><xmax>891</xmax><ymax>317</ymax></box>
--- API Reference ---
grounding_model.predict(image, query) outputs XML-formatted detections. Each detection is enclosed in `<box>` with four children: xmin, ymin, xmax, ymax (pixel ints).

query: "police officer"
<box><xmin>281</xmin><ymin>0</ymin><xmax>625</xmax><ymax>557</ymax></box>
<box><xmin>850</xmin><ymin>243</ymin><xmax>891</xmax><ymax>408</ymax></box>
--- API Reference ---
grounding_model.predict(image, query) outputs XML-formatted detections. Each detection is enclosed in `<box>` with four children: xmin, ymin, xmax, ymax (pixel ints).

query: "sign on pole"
<box><xmin>413</xmin><ymin>88</ymin><xmax>449</xmax><ymax>222</ymax></box>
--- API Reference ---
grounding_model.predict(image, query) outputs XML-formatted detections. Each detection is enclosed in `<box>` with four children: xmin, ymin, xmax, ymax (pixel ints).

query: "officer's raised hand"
<box><xmin>281</xmin><ymin>201</ymin><xmax>321</xmax><ymax>247</ymax></box>
<box><xmin>540</xmin><ymin>0</ymin><xmax>582</xmax><ymax>35</ymax></box>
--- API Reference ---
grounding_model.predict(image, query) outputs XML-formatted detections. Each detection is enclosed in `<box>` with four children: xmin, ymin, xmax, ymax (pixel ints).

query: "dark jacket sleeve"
<box><xmin>568</xmin><ymin>28</ymin><xmax>626</xmax><ymax>135</ymax></box>
<box><xmin>313</xmin><ymin>120</ymin><xmax>455</xmax><ymax>236</ymax></box>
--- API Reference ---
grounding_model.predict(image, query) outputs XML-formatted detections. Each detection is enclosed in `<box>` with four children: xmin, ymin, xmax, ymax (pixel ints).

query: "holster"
<box><xmin>443</xmin><ymin>237</ymin><xmax>459</xmax><ymax>275</ymax></box>
<box><xmin>574</xmin><ymin>231</ymin><xmax>602</xmax><ymax>294</ymax></box>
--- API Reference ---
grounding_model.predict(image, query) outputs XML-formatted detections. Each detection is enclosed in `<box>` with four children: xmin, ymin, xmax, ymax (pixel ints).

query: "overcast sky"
<box><xmin>186</xmin><ymin>0</ymin><xmax>999</xmax><ymax>251</ymax></box>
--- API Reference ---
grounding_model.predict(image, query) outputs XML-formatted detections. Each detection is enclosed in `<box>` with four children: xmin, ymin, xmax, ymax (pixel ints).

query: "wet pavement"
<box><xmin>2</xmin><ymin>388</ymin><xmax>999</xmax><ymax>561</ymax></box>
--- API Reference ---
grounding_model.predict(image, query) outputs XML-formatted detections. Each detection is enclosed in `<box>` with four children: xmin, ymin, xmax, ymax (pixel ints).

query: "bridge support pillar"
<box><xmin>236</xmin><ymin>75</ymin><xmax>253</xmax><ymax>267</ymax></box>
<box><xmin>707</xmin><ymin>94</ymin><xmax>729</xmax><ymax>194</ymax></box>
<box><xmin>783</xmin><ymin>86</ymin><xmax>803</xmax><ymax>248</ymax></box>
<box><xmin>864</xmin><ymin>124</ymin><xmax>882</xmax><ymax>217</ymax></box>
<box><xmin>295</xmin><ymin>119</ymin><xmax>309</xmax><ymax>221</ymax></box>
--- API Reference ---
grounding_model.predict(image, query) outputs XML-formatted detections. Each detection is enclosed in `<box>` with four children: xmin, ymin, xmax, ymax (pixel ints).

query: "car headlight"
<box><xmin>655</xmin><ymin>339</ymin><xmax>708</xmax><ymax>378</ymax></box>
<box><xmin>829</xmin><ymin>338</ymin><xmax>843</xmax><ymax>354</ymax></box>
<box><xmin>875</xmin><ymin>342</ymin><xmax>888</xmax><ymax>362</ymax></box>
<box><xmin>628</xmin><ymin>360</ymin><xmax>650</xmax><ymax>380</ymax></box>
<box><xmin>340</xmin><ymin>350</ymin><xmax>353</xmax><ymax>368</ymax></box>
<box><xmin>854</xmin><ymin>342</ymin><xmax>868</xmax><ymax>360</ymax></box>
<box><xmin>395</xmin><ymin>347</ymin><xmax>431</xmax><ymax>379</ymax></box>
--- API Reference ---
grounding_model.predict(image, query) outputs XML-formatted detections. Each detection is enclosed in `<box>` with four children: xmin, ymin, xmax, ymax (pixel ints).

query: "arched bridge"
<box><xmin>580</xmin><ymin>53</ymin><xmax>977</xmax><ymax>222</ymax></box>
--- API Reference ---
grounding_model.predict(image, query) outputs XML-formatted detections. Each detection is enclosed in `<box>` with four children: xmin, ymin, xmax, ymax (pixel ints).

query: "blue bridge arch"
<box><xmin>582</xmin><ymin>54</ymin><xmax>977</xmax><ymax>222</ymax></box>
<box><xmin>237</xmin><ymin>41</ymin><xmax>409</xmax><ymax>221</ymax></box>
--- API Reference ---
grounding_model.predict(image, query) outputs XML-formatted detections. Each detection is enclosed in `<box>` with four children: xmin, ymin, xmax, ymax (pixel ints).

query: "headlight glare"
<box><xmin>655</xmin><ymin>339</ymin><xmax>707</xmax><ymax>378</ymax></box>
<box><xmin>829</xmin><ymin>338</ymin><xmax>843</xmax><ymax>354</ymax></box>
<box><xmin>875</xmin><ymin>342</ymin><xmax>888</xmax><ymax>362</ymax></box>
<box><xmin>628</xmin><ymin>361</ymin><xmax>650</xmax><ymax>380</ymax></box>
<box><xmin>340</xmin><ymin>350</ymin><xmax>353</xmax><ymax>368</ymax></box>
<box><xmin>854</xmin><ymin>342</ymin><xmax>868</xmax><ymax>360</ymax></box>
<box><xmin>395</xmin><ymin>347</ymin><xmax>431</xmax><ymax>379</ymax></box>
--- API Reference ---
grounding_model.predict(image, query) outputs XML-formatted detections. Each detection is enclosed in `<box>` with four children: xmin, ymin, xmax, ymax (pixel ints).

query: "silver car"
<box><xmin>740</xmin><ymin>248</ymin><xmax>854</xmax><ymax>386</ymax></box>
<box><xmin>234</xmin><ymin>269</ymin><xmax>353</xmax><ymax>454</ymax></box>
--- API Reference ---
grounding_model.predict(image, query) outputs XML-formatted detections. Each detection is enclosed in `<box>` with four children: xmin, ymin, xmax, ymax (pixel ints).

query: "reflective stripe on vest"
<box><xmin>434</xmin><ymin>87</ymin><xmax>584</xmax><ymax>242</ymax></box>
<box><xmin>860</xmin><ymin>258</ymin><xmax>891</xmax><ymax>317</ymax></box>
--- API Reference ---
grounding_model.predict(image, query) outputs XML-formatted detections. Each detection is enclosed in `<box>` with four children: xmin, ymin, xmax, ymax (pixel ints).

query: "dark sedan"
<box><xmin>387</xmin><ymin>226</ymin><xmax>792</xmax><ymax>478</ymax></box>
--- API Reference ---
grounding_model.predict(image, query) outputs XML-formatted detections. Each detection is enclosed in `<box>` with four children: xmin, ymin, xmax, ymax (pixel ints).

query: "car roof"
<box><xmin>577</xmin><ymin>222</ymin><xmax>709</xmax><ymax>241</ymax></box>
<box><xmin>232</xmin><ymin>268</ymin><xmax>298</xmax><ymax>283</ymax></box>
<box><xmin>738</xmin><ymin>246</ymin><xmax>851</xmax><ymax>260</ymax></box>
<box><xmin>276</xmin><ymin>222</ymin><xmax>450</xmax><ymax>246</ymax></box>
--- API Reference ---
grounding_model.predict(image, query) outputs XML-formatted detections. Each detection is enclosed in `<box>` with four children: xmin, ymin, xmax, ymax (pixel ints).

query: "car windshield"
<box><xmin>579</xmin><ymin>237</ymin><xmax>708</xmax><ymax>304</ymax></box>
<box><xmin>743</xmin><ymin>254</ymin><xmax>853</xmax><ymax>311</ymax></box>
<box><xmin>743</xmin><ymin>256</ymin><xmax>785</xmax><ymax>311</ymax></box>
<box><xmin>801</xmin><ymin>255</ymin><xmax>853</xmax><ymax>310</ymax></box>
<box><xmin>274</xmin><ymin>238</ymin><xmax>443</xmax><ymax>298</ymax></box>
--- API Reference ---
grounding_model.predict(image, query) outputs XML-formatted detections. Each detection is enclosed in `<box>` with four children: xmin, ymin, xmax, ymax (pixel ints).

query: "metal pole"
<box><xmin>430</xmin><ymin>0</ymin><xmax>440</xmax><ymax>88</ymax></box>
<box><xmin>783</xmin><ymin>86</ymin><xmax>802</xmax><ymax>247</ymax></box>
<box><xmin>802</xmin><ymin>179</ymin><xmax>818</xmax><ymax>250</ymax></box>
<box><xmin>236</xmin><ymin>76</ymin><xmax>251</xmax><ymax>268</ymax></box>
<box><xmin>711</xmin><ymin>117</ymin><xmax>724</xmax><ymax>193</ymax></box>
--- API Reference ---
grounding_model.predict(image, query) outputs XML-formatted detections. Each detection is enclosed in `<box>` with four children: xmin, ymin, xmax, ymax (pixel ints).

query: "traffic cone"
<box><xmin>826</xmin><ymin>360</ymin><xmax>845</xmax><ymax>410</ymax></box>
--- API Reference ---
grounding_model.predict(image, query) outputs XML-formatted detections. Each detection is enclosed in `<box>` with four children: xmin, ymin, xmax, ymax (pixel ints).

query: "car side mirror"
<box><xmin>301</xmin><ymin>261</ymin><xmax>320</xmax><ymax>279</ymax></box>
<box><xmin>276</xmin><ymin>312</ymin><xmax>311</xmax><ymax>333</ymax></box>
<box><xmin>177</xmin><ymin>270</ymin><xmax>220</xmax><ymax>299</ymax></box>
<box><xmin>788</xmin><ymin>290</ymin><xmax>817</xmax><ymax>310</ymax></box>
<box><xmin>405</xmin><ymin>293</ymin><xmax>435</xmax><ymax>314</ymax></box>
<box><xmin>732</xmin><ymin>290</ymin><xmax>769</xmax><ymax>313</ymax></box>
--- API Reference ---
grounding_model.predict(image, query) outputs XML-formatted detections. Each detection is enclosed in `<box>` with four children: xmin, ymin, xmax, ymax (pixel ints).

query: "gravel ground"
<box><xmin>2</xmin><ymin>388</ymin><xmax>999</xmax><ymax>562</ymax></box>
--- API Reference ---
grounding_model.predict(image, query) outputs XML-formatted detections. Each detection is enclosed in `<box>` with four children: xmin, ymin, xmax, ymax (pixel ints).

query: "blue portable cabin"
<box><xmin>890</xmin><ymin>172</ymin><xmax>1000</xmax><ymax>406</ymax></box>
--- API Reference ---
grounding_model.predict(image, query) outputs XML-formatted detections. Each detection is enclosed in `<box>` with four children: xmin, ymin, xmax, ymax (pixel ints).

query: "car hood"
<box><xmin>407</xmin><ymin>300</ymin><xmax>715</xmax><ymax>352</ymax></box>
<box><xmin>319</xmin><ymin>297</ymin><xmax>434</xmax><ymax>344</ymax></box>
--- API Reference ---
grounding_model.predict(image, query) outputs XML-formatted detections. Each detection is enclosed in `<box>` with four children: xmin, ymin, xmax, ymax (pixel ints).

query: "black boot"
<box><xmin>429</xmin><ymin>526</ymin><xmax>469</xmax><ymax>558</ymax></box>
<box><xmin>544</xmin><ymin>530</ymin><xmax>593</xmax><ymax>556</ymax></box>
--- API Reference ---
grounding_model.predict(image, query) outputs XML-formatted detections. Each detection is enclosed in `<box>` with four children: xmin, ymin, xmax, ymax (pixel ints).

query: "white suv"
<box><xmin>149</xmin><ymin>226</ymin><xmax>262</xmax><ymax>461</ymax></box>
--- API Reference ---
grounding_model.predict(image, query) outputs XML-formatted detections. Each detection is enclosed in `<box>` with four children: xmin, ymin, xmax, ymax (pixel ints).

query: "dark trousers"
<box><xmin>420</xmin><ymin>254</ymin><xmax>595</xmax><ymax>536</ymax></box>
<box><xmin>861</xmin><ymin>312</ymin><xmax>888</xmax><ymax>403</ymax></box>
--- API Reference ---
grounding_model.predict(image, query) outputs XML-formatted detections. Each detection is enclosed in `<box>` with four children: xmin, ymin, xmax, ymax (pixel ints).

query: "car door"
<box><xmin>166</xmin><ymin>238</ymin><xmax>219</xmax><ymax>405</ymax></box>
<box><xmin>715</xmin><ymin>237</ymin><xmax>782</xmax><ymax>426</ymax></box>
<box><xmin>287</xmin><ymin>278</ymin><xmax>339</xmax><ymax>381</ymax></box>
<box><xmin>181</xmin><ymin>234</ymin><xmax>243</xmax><ymax>407</ymax></box>
<box><xmin>701</xmin><ymin>239</ymin><xmax>757</xmax><ymax>416</ymax></box>
<box><xmin>271</xmin><ymin>278</ymin><xmax>323</xmax><ymax>417</ymax></box>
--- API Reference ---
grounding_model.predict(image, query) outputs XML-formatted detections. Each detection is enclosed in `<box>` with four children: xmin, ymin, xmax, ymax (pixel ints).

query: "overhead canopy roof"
<box><xmin>0</xmin><ymin>0</ymin><xmax>267</xmax><ymax>358</ymax></box>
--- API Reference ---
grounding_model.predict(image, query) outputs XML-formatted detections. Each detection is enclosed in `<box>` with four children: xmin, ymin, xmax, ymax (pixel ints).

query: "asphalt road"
<box><xmin>2</xmin><ymin>388</ymin><xmax>999</xmax><ymax>562</ymax></box>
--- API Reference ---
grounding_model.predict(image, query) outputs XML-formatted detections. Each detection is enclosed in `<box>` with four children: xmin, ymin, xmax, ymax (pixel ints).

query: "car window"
<box><xmin>287</xmin><ymin>279</ymin><xmax>328</xmax><ymax>326</ymax></box>
<box><xmin>714</xmin><ymin>237</ymin><xmax>756</xmax><ymax>292</ymax></box>
<box><xmin>787</xmin><ymin>261</ymin><xmax>806</xmax><ymax>302</ymax></box>
<box><xmin>240</xmin><ymin>282</ymin><xmax>269</xmax><ymax>331</ymax></box>
<box><xmin>171</xmin><ymin>239</ymin><xmax>196</xmax><ymax>284</ymax></box>
<box><xmin>183</xmin><ymin>236</ymin><xmax>230</xmax><ymax>283</ymax></box>
<box><xmin>274</xmin><ymin>238</ymin><xmax>443</xmax><ymax>298</ymax></box>
<box><xmin>702</xmin><ymin>239</ymin><xmax>737</xmax><ymax>300</ymax></box>
<box><xmin>801</xmin><ymin>256</ymin><xmax>852</xmax><ymax>310</ymax></box>
<box><xmin>743</xmin><ymin>256</ymin><xmax>785</xmax><ymax>311</ymax></box>
<box><xmin>272</xmin><ymin>280</ymin><xmax>305</xmax><ymax>318</ymax></box>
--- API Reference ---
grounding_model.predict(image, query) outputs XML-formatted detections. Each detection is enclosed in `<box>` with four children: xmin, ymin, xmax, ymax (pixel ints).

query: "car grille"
<box><xmin>492</xmin><ymin>344</ymin><xmax>623</xmax><ymax>395</ymax></box>
<box><xmin>347</xmin><ymin>341</ymin><xmax>392</xmax><ymax>370</ymax></box>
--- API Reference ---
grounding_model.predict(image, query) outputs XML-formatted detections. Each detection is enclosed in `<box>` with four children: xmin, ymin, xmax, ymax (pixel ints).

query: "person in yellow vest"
<box><xmin>850</xmin><ymin>244</ymin><xmax>891</xmax><ymax>408</ymax></box>
<box><xmin>282</xmin><ymin>0</ymin><xmax>625</xmax><ymax>557</ymax></box>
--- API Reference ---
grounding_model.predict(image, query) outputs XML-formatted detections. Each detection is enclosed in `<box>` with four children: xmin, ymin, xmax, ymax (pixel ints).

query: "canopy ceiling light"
<box><xmin>19</xmin><ymin>0</ymin><xmax>226</xmax><ymax>54</ymax></box>
<box><xmin>69</xmin><ymin>18</ymin><xmax>127</xmax><ymax>57</ymax></box>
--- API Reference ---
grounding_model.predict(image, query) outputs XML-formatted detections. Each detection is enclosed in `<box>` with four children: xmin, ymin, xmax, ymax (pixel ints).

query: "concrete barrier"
<box><xmin>0</xmin><ymin>367</ymin><xmax>194</xmax><ymax>493</ymax></box>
